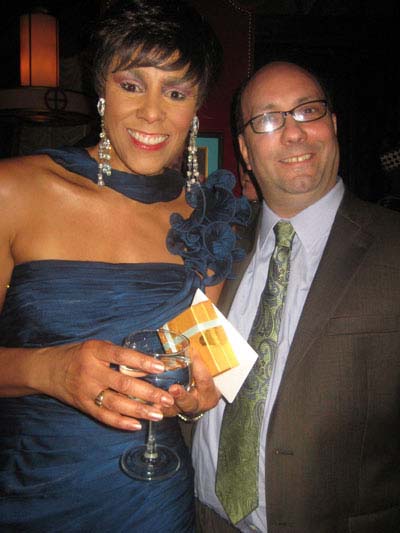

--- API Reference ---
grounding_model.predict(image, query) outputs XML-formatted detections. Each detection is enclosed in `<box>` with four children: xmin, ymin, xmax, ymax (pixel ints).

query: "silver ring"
<box><xmin>94</xmin><ymin>389</ymin><xmax>106</xmax><ymax>407</ymax></box>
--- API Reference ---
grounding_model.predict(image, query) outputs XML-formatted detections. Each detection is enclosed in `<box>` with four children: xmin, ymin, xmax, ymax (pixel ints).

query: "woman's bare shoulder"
<box><xmin>0</xmin><ymin>154</ymin><xmax>56</xmax><ymax>190</ymax></box>
<box><xmin>0</xmin><ymin>153</ymin><xmax>81</xmax><ymax>232</ymax></box>
<box><xmin>0</xmin><ymin>152</ymin><xmax>94</xmax><ymax>198</ymax></box>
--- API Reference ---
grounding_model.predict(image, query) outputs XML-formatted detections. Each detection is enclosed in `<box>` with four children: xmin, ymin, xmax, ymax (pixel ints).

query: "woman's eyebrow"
<box><xmin>120</xmin><ymin>68</ymin><xmax>194</xmax><ymax>88</ymax></box>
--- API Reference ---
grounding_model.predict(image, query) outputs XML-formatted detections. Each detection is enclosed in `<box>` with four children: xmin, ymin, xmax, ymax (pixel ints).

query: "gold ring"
<box><xmin>94</xmin><ymin>389</ymin><xmax>106</xmax><ymax>407</ymax></box>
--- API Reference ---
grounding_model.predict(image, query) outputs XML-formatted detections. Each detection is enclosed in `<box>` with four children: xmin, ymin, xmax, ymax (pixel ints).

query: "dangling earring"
<box><xmin>97</xmin><ymin>97</ymin><xmax>111</xmax><ymax>186</ymax></box>
<box><xmin>186</xmin><ymin>116</ymin><xmax>200</xmax><ymax>191</ymax></box>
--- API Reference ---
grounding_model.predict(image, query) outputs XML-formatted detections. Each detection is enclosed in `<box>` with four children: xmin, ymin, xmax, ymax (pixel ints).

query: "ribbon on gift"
<box><xmin>164</xmin><ymin>300</ymin><xmax>238</xmax><ymax>376</ymax></box>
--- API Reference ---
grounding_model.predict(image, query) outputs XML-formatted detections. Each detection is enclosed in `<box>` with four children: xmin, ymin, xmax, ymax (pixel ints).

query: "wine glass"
<box><xmin>120</xmin><ymin>328</ymin><xmax>191</xmax><ymax>481</ymax></box>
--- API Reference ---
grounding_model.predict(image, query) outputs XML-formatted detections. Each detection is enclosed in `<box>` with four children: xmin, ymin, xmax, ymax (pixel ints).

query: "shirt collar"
<box><xmin>259</xmin><ymin>178</ymin><xmax>345</xmax><ymax>252</ymax></box>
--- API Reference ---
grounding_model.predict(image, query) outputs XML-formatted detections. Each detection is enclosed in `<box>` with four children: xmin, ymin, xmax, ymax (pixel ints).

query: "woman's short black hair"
<box><xmin>92</xmin><ymin>0</ymin><xmax>222</xmax><ymax>104</ymax></box>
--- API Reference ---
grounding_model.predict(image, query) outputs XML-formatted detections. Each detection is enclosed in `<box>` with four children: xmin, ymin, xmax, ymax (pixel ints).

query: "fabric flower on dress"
<box><xmin>167</xmin><ymin>169</ymin><xmax>252</xmax><ymax>286</ymax></box>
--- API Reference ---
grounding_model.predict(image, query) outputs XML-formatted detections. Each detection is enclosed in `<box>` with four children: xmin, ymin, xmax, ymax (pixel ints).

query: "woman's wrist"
<box><xmin>177</xmin><ymin>411</ymin><xmax>204</xmax><ymax>423</ymax></box>
<box><xmin>0</xmin><ymin>346</ymin><xmax>51</xmax><ymax>397</ymax></box>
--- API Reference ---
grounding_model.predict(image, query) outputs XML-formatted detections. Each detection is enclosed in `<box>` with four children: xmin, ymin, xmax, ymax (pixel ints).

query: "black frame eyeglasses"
<box><xmin>241</xmin><ymin>99</ymin><xmax>329</xmax><ymax>134</ymax></box>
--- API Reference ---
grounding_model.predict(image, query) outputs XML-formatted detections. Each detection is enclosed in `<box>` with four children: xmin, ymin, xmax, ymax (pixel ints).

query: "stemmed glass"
<box><xmin>120</xmin><ymin>328</ymin><xmax>191</xmax><ymax>481</ymax></box>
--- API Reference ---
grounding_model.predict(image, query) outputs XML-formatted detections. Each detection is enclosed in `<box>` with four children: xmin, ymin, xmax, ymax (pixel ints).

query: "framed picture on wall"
<box><xmin>197</xmin><ymin>133</ymin><xmax>223</xmax><ymax>179</ymax></box>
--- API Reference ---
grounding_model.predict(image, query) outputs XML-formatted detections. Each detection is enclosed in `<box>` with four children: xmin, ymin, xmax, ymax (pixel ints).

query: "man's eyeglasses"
<box><xmin>240</xmin><ymin>99</ymin><xmax>329</xmax><ymax>134</ymax></box>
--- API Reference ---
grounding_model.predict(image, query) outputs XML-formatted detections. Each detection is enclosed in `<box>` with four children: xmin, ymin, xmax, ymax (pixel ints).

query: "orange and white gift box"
<box><xmin>163</xmin><ymin>289</ymin><xmax>257</xmax><ymax>403</ymax></box>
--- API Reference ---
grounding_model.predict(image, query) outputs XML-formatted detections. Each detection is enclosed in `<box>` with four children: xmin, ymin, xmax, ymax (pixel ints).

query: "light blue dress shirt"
<box><xmin>192</xmin><ymin>179</ymin><xmax>345</xmax><ymax>532</ymax></box>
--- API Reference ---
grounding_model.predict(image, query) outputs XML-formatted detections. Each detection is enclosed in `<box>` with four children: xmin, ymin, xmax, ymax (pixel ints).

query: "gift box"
<box><xmin>163</xmin><ymin>298</ymin><xmax>238</xmax><ymax>376</ymax></box>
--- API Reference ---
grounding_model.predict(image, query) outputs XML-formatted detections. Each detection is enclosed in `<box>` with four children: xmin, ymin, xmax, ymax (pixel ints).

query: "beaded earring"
<box><xmin>186</xmin><ymin>116</ymin><xmax>200</xmax><ymax>191</ymax></box>
<box><xmin>97</xmin><ymin>97</ymin><xmax>111</xmax><ymax>186</ymax></box>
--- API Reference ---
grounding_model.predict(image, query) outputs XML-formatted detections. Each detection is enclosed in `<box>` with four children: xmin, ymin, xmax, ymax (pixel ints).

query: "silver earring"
<box><xmin>97</xmin><ymin>97</ymin><xmax>111</xmax><ymax>186</ymax></box>
<box><xmin>186</xmin><ymin>116</ymin><xmax>200</xmax><ymax>191</ymax></box>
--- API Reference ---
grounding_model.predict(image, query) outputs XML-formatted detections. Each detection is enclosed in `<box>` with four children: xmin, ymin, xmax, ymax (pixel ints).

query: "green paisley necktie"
<box><xmin>215</xmin><ymin>220</ymin><xmax>296</xmax><ymax>525</ymax></box>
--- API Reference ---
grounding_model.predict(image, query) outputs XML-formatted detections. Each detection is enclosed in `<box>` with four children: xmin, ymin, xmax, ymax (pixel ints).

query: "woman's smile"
<box><xmin>127</xmin><ymin>128</ymin><xmax>169</xmax><ymax>151</ymax></box>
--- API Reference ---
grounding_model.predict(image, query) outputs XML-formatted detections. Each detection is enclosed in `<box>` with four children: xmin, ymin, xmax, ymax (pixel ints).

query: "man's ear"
<box><xmin>238</xmin><ymin>134</ymin><xmax>252</xmax><ymax>171</ymax></box>
<box><xmin>331</xmin><ymin>112</ymin><xmax>337</xmax><ymax>135</ymax></box>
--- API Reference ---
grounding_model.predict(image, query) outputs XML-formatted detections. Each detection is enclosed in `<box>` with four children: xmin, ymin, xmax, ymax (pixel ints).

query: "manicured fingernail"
<box><xmin>153</xmin><ymin>363</ymin><xmax>165</xmax><ymax>372</ymax></box>
<box><xmin>161</xmin><ymin>395</ymin><xmax>174</xmax><ymax>406</ymax></box>
<box><xmin>126</xmin><ymin>421</ymin><xmax>142</xmax><ymax>431</ymax></box>
<box><xmin>149</xmin><ymin>410</ymin><xmax>163</xmax><ymax>421</ymax></box>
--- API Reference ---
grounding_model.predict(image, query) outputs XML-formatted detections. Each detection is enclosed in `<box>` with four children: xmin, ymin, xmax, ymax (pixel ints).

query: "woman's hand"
<box><xmin>166</xmin><ymin>350</ymin><xmax>220</xmax><ymax>418</ymax></box>
<box><xmin>32</xmin><ymin>340</ymin><xmax>175</xmax><ymax>431</ymax></box>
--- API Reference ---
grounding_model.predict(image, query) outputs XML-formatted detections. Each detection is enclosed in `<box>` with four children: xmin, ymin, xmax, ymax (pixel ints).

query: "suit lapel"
<box><xmin>218</xmin><ymin>204</ymin><xmax>261</xmax><ymax>316</ymax></box>
<box><xmin>282</xmin><ymin>191</ymin><xmax>375</xmax><ymax>379</ymax></box>
<box><xmin>218</xmin><ymin>249</ymin><xmax>254</xmax><ymax>315</ymax></box>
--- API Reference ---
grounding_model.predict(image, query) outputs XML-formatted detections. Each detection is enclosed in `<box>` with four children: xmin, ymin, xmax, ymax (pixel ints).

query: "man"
<box><xmin>192</xmin><ymin>61</ymin><xmax>400</xmax><ymax>532</ymax></box>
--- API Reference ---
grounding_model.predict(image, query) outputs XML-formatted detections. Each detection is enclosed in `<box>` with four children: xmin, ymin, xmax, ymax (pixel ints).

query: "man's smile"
<box><xmin>280</xmin><ymin>153</ymin><xmax>313</xmax><ymax>164</ymax></box>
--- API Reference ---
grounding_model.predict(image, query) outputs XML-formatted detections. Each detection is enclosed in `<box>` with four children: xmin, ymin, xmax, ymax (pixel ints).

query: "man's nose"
<box><xmin>280</xmin><ymin>114</ymin><xmax>307</xmax><ymax>144</ymax></box>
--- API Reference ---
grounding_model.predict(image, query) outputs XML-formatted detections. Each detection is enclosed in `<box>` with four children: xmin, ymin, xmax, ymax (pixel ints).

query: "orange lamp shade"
<box><xmin>20</xmin><ymin>13</ymin><xmax>59</xmax><ymax>87</ymax></box>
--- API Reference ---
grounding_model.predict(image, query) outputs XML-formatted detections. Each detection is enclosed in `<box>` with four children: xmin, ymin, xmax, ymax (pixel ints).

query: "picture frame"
<box><xmin>197</xmin><ymin>133</ymin><xmax>223</xmax><ymax>179</ymax></box>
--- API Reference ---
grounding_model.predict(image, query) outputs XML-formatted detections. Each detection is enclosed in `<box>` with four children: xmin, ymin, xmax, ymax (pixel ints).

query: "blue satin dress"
<box><xmin>0</xmin><ymin>148</ymin><xmax>250</xmax><ymax>532</ymax></box>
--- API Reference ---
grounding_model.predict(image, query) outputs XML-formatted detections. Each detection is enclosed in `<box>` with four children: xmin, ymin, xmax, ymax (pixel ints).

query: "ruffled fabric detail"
<box><xmin>167</xmin><ymin>169</ymin><xmax>252</xmax><ymax>286</ymax></box>
<box><xmin>36</xmin><ymin>147</ymin><xmax>185</xmax><ymax>204</ymax></box>
<box><xmin>35</xmin><ymin>147</ymin><xmax>251</xmax><ymax>285</ymax></box>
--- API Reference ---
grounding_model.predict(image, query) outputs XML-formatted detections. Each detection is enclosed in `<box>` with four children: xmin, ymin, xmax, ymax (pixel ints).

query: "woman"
<box><xmin>0</xmin><ymin>1</ymin><xmax>249</xmax><ymax>531</ymax></box>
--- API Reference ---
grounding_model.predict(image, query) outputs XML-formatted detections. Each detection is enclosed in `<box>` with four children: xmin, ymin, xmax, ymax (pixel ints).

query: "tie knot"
<box><xmin>274</xmin><ymin>220</ymin><xmax>295</xmax><ymax>248</ymax></box>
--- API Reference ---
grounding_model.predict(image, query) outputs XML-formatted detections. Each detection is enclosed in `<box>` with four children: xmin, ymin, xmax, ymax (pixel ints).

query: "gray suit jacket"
<box><xmin>218</xmin><ymin>190</ymin><xmax>400</xmax><ymax>533</ymax></box>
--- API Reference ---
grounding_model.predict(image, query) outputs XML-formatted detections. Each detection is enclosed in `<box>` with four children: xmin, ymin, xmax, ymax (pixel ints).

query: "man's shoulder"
<box><xmin>338</xmin><ymin>190</ymin><xmax>400</xmax><ymax>233</ymax></box>
<box><xmin>236</xmin><ymin>201</ymin><xmax>261</xmax><ymax>252</ymax></box>
<box><xmin>218</xmin><ymin>204</ymin><xmax>261</xmax><ymax>316</ymax></box>
<box><xmin>336</xmin><ymin>191</ymin><xmax>400</xmax><ymax>264</ymax></box>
